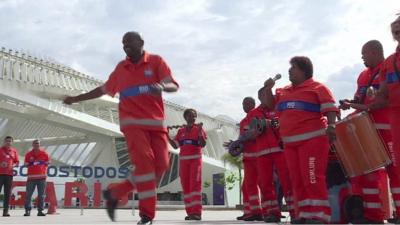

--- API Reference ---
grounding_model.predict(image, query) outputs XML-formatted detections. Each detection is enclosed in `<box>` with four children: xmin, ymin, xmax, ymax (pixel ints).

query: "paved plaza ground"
<box><xmin>0</xmin><ymin>208</ymin><xmax>291</xmax><ymax>225</ymax></box>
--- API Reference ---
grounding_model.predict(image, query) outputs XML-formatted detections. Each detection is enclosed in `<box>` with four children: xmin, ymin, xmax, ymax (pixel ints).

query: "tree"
<box><xmin>221</xmin><ymin>152</ymin><xmax>244</xmax><ymax>204</ymax></box>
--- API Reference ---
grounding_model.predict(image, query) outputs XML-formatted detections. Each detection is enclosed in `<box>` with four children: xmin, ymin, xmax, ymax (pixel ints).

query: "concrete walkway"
<box><xmin>0</xmin><ymin>209</ymin><xmax>291</xmax><ymax>224</ymax></box>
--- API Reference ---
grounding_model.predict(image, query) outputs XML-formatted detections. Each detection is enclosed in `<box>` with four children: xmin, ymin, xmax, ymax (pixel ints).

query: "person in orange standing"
<box><xmin>63</xmin><ymin>31</ymin><xmax>179</xmax><ymax>225</ymax></box>
<box><xmin>373</xmin><ymin>15</ymin><xmax>400</xmax><ymax>224</ymax></box>
<box><xmin>339</xmin><ymin>40</ymin><xmax>391</xmax><ymax>223</ymax></box>
<box><xmin>245</xmin><ymin>87</ymin><xmax>294</xmax><ymax>223</ymax></box>
<box><xmin>263</xmin><ymin>56</ymin><xmax>338</xmax><ymax>224</ymax></box>
<box><xmin>237</xmin><ymin>97</ymin><xmax>259</xmax><ymax>221</ymax></box>
<box><xmin>24</xmin><ymin>139</ymin><xmax>50</xmax><ymax>217</ymax></box>
<box><xmin>0</xmin><ymin>136</ymin><xmax>19</xmax><ymax>217</ymax></box>
<box><xmin>224</xmin><ymin>97</ymin><xmax>263</xmax><ymax>221</ymax></box>
<box><xmin>167</xmin><ymin>108</ymin><xmax>207</xmax><ymax>221</ymax></box>
<box><xmin>225</xmin><ymin>96</ymin><xmax>264</xmax><ymax>222</ymax></box>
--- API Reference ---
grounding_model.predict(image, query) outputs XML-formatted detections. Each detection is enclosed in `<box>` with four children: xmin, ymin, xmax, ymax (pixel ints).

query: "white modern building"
<box><xmin>0</xmin><ymin>48</ymin><xmax>240</xmax><ymax>207</ymax></box>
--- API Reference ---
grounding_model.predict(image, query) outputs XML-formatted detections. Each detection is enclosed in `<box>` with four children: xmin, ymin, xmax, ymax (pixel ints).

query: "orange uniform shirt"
<box><xmin>174</xmin><ymin>124</ymin><xmax>207</xmax><ymax>157</ymax></box>
<box><xmin>275</xmin><ymin>78</ymin><xmax>338</xmax><ymax>137</ymax></box>
<box><xmin>103</xmin><ymin>51</ymin><xmax>179</xmax><ymax>131</ymax></box>
<box><xmin>25</xmin><ymin>149</ymin><xmax>50</xmax><ymax>180</ymax></box>
<box><xmin>0</xmin><ymin>146</ymin><xmax>19</xmax><ymax>176</ymax></box>
<box><xmin>247</xmin><ymin>106</ymin><xmax>281</xmax><ymax>153</ymax></box>
<box><xmin>380</xmin><ymin>48</ymin><xmax>400</xmax><ymax>110</ymax></box>
<box><xmin>355</xmin><ymin>63</ymin><xmax>390</xmax><ymax>125</ymax></box>
<box><xmin>239</xmin><ymin>115</ymin><xmax>258</xmax><ymax>154</ymax></box>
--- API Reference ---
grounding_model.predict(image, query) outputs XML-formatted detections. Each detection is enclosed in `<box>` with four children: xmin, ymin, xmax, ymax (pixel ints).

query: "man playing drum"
<box><xmin>340</xmin><ymin>40</ymin><xmax>392</xmax><ymax>223</ymax></box>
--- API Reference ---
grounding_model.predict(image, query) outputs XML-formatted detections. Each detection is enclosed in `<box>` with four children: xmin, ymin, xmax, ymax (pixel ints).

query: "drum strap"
<box><xmin>359</xmin><ymin>70</ymin><xmax>380</xmax><ymax>104</ymax></box>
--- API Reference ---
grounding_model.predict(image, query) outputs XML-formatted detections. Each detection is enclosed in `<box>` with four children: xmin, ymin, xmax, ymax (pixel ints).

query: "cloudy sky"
<box><xmin>0</xmin><ymin>0</ymin><xmax>398</xmax><ymax>121</ymax></box>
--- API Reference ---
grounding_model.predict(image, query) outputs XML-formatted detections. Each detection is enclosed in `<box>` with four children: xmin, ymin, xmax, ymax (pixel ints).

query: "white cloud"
<box><xmin>0</xmin><ymin>0</ymin><xmax>398</xmax><ymax>121</ymax></box>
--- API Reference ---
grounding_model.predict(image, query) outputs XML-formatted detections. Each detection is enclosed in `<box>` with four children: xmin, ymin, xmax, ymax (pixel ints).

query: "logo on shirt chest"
<box><xmin>265</xmin><ymin>111</ymin><xmax>276</xmax><ymax>117</ymax></box>
<box><xmin>144</xmin><ymin>69</ymin><xmax>153</xmax><ymax>77</ymax></box>
<box><xmin>0</xmin><ymin>161</ymin><xmax>8</xmax><ymax>168</ymax></box>
<box><xmin>286</xmin><ymin>102</ymin><xmax>296</xmax><ymax>109</ymax></box>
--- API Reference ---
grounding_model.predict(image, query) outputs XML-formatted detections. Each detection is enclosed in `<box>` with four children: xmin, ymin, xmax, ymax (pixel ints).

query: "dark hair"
<box><xmin>4</xmin><ymin>136</ymin><xmax>13</xmax><ymax>141</ymax></box>
<box><xmin>391</xmin><ymin>16</ymin><xmax>400</xmax><ymax>27</ymax></box>
<box><xmin>290</xmin><ymin>56</ymin><xmax>313</xmax><ymax>79</ymax></box>
<box><xmin>123</xmin><ymin>31</ymin><xmax>143</xmax><ymax>42</ymax></box>
<box><xmin>243</xmin><ymin>97</ymin><xmax>255</xmax><ymax>105</ymax></box>
<box><xmin>363</xmin><ymin>40</ymin><xmax>384</xmax><ymax>54</ymax></box>
<box><xmin>183</xmin><ymin>108</ymin><xmax>197</xmax><ymax>120</ymax></box>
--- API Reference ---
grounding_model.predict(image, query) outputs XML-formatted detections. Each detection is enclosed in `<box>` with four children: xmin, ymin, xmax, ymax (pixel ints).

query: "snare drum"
<box><xmin>333</xmin><ymin>111</ymin><xmax>391</xmax><ymax>177</ymax></box>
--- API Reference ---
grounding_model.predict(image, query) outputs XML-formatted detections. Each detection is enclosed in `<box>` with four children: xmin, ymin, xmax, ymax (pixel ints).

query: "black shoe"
<box><xmin>190</xmin><ymin>214</ymin><xmax>201</xmax><ymax>221</ymax></box>
<box><xmin>388</xmin><ymin>218</ymin><xmax>400</xmax><ymax>224</ymax></box>
<box><xmin>352</xmin><ymin>218</ymin><xmax>383</xmax><ymax>224</ymax></box>
<box><xmin>24</xmin><ymin>210</ymin><xmax>31</xmax><ymax>216</ymax></box>
<box><xmin>37</xmin><ymin>211</ymin><xmax>46</xmax><ymax>216</ymax></box>
<box><xmin>243</xmin><ymin>214</ymin><xmax>263</xmax><ymax>221</ymax></box>
<box><xmin>103</xmin><ymin>189</ymin><xmax>118</xmax><ymax>222</ymax></box>
<box><xmin>304</xmin><ymin>219</ymin><xmax>325</xmax><ymax>224</ymax></box>
<box><xmin>290</xmin><ymin>218</ymin><xmax>306</xmax><ymax>224</ymax></box>
<box><xmin>185</xmin><ymin>215</ymin><xmax>191</xmax><ymax>220</ymax></box>
<box><xmin>137</xmin><ymin>215</ymin><xmax>152</xmax><ymax>225</ymax></box>
<box><xmin>264</xmin><ymin>214</ymin><xmax>281</xmax><ymax>223</ymax></box>
<box><xmin>236</xmin><ymin>214</ymin><xmax>249</xmax><ymax>220</ymax></box>
<box><xmin>344</xmin><ymin>195</ymin><xmax>364</xmax><ymax>223</ymax></box>
<box><xmin>2</xmin><ymin>209</ymin><xmax>9</xmax><ymax>217</ymax></box>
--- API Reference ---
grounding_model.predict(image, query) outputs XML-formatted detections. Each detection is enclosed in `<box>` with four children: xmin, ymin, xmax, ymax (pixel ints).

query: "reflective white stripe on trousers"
<box><xmin>183</xmin><ymin>192</ymin><xmax>202</xmax><ymax>199</ymax></box>
<box><xmin>249</xmin><ymin>205</ymin><xmax>261</xmax><ymax>210</ymax></box>
<box><xmin>243</xmin><ymin>147</ymin><xmax>282</xmax><ymax>158</ymax></box>
<box><xmin>391</xmin><ymin>188</ymin><xmax>400</xmax><ymax>194</ymax></box>
<box><xmin>364</xmin><ymin>202</ymin><xmax>382</xmax><ymax>209</ymax></box>
<box><xmin>180</xmin><ymin>154</ymin><xmax>202</xmax><ymax>160</ymax></box>
<box><xmin>249</xmin><ymin>195</ymin><xmax>259</xmax><ymax>201</ymax></box>
<box><xmin>374</xmin><ymin>123</ymin><xmax>391</xmax><ymax>130</ymax></box>
<box><xmin>299</xmin><ymin>211</ymin><xmax>330</xmax><ymax>222</ymax></box>
<box><xmin>185</xmin><ymin>200</ymin><xmax>202</xmax><ymax>208</ymax></box>
<box><xmin>282</xmin><ymin>129</ymin><xmax>326</xmax><ymax>143</ymax></box>
<box><xmin>262</xmin><ymin>200</ymin><xmax>279</xmax><ymax>207</ymax></box>
<box><xmin>362</xmin><ymin>188</ymin><xmax>379</xmax><ymax>195</ymax></box>
<box><xmin>298</xmin><ymin>199</ymin><xmax>330</xmax><ymax>207</ymax></box>
<box><xmin>138</xmin><ymin>190</ymin><xmax>157</xmax><ymax>200</ymax></box>
<box><xmin>128</xmin><ymin>172</ymin><xmax>156</xmax><ymax>184</ymax></box>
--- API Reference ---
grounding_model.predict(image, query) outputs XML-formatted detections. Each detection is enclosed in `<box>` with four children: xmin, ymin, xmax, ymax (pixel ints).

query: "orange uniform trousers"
<box><xmin>284</xmin><ymin>135</ymin><xmax>331</xmax><ymax>223</ymax></box>
<box><xmin>109</xmin><ymin>127</ymin><xmax>169</xmax><ymax>220</ymax></box>
<box><xmin>180</xmin><ymin>158</ymin><xmax>202</xmax><ymax>216</ymax></box>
